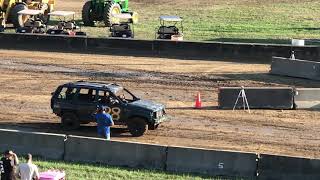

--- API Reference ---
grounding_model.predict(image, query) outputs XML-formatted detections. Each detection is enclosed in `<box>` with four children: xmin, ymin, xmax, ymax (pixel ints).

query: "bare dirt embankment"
<box><xmin>0</xmin><ymin>50</ymin><xmax>319</xmax><ymax>158</ymax></box>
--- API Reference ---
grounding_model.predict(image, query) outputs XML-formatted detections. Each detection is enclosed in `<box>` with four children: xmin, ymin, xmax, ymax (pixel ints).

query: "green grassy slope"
<box><xmin>80</xmin><ymin>0</ymin><xmax>320</xmax><ymax>42</ymax></box>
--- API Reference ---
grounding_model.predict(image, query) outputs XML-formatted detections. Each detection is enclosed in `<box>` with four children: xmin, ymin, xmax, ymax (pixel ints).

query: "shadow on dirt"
<box><xmin>167</xmin><ymin>106</ymin><xmax>219</xmax><ymax>110</ymax></box>
<box><xmin>0</xmin><ymin>122</ymin><xmax>132</xmax><ymax>138</ymax></box>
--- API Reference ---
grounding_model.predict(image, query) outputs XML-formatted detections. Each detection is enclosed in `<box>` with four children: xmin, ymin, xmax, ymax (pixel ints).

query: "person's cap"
<box><xmin>4</xmin><ymin>150</ymin><xmax>12</xmax><ymax>155</ymax></box>
<box><xmin>97</xmin><ymin>105</ymin><xmax>108</xmax><ymax>111</ymax></box>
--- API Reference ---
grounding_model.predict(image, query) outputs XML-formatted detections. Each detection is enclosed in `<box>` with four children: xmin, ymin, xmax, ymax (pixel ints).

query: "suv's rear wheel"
<box><xmin>61</xmin><ymin>113</ymin><xmax>80</xmax><ymax>130</ymax></box>
<box><xmin>149</xmin><ymin>124</ymin><xmax>159</xmax><ymax>130</ymax></box>
<box><xmin>127</xmin><ymin>117</ymin><xmax>148</xmax><ymax>137</ymax></box>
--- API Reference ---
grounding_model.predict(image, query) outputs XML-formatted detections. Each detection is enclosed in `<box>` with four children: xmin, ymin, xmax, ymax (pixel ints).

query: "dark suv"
<box><xmin>51</xmin><ymin>81</ymin><xmax>167</xmax><ymax>136</ymax></box>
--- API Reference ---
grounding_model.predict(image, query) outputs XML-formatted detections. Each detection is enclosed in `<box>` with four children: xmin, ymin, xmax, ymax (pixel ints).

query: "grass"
<box><xmin>53</xmin><ymin>0</ymin><xmax>320</xmax><ymax>43</ymax></box>
<box><xmin>32</xmin><ymin>158</ymin><xmax>241</xmax><ymax>180</ymax></box>
<box><xmin>7</xmin><ymin>0</ymin><xmax>320</xmax><ymax>43</ymax></box>
<box><xmin>130</xmin><ymin>0</ymin><xmax>320</xmax><ymax>42</ymax></box>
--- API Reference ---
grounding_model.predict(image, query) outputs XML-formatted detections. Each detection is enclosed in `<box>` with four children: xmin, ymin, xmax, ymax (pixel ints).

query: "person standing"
<box><xmin>0</xmin><ymin>150</ymin><xmax>19</xmax><ymax>180</ymax></box>
<box><xmin>16</xmin><ymin>154</ymin><xmax>39</xmax><ymax>180</ymax></box>
<box><xmin>95</xmin><ymin>105</ymin><xmax>114</xmax><ymax>140</ymax></box>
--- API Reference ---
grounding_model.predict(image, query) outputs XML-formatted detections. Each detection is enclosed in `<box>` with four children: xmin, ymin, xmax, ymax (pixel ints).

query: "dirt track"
<box><xmin>0</xmin><ymin>49</ymin><xmax>319</xmax><ymax>158</ymax></box>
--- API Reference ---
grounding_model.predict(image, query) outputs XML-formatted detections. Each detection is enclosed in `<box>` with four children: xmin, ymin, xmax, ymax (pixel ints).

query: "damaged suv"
<box><xmin>51</xmin><ymin>81</ymin><xmax>167</xmax><ymax>136</ymax></box>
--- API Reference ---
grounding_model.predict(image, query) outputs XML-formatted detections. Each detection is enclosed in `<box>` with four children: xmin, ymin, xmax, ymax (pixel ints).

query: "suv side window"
<box><xmin>98</xmin><ymin>90</ymin><xmax>110</xmax><ymax>104</ymax></box>
<box><xmin>77</xmin><ymin>88</ymin><xmax>97</xmax><ymax>103</ymax></box>
<box><xmin>58</xmin><ymin>86</ymin><xmax>77</xmax><ymax>101</ymax></box>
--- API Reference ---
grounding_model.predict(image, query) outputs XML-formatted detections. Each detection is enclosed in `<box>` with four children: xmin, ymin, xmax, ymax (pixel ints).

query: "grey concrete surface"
<box><xmin>64</xmin><ymin>135</ymin><xmax>167</xmax><ymax>170</ymax></box>
<box><xmin>295</xmin><ymin>88</ymin><xmax>320</xmax><ymax>109</ymax></box>
<box><xmin>258</xmin><ymin>154</ymin><xmax>320</xmax><ymax>180</ymax></box>
<box><xmin>0</xmin><ymin>129</ymin><xmax>66</xmax><ymax>160</ymax></box>
<box><xmin>166</xmin><ymin>146</ymin><xmax>257</xmax><ymax>178</ymax></box>
<box><xmin>218</xmin><ymin>87</ymin><xmax>294</xmax><ymax>109</ymax></box>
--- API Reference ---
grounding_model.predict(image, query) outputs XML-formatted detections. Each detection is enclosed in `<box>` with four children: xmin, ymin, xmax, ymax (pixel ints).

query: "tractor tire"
<box><xmin>61</xmin><ymin>112</ymin><xmax>80</xmax><ymax>130</ymax></box>
<box><xmin>10</xmin><ymin>4</ymin><xmax>28</xmax><ymax>28</ymax></box>
<box><xmin>127</xmin><ymin>117</ymin><xmax>148</xmax><ymax>137</ymax></box>
<box><xmin>103</xmin><ymin>2</ymin><xmax>121</xmax><ymax>27</ymax></box>
<box><xmin>82</xmin><ymin>1</ymin><xmax>94</xmax><ymax>26</ymax></box>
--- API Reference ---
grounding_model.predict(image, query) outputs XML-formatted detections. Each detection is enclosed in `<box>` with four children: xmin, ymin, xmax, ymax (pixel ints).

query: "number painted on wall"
<box><xmin>105</xmin><ymin>107</ymin><xmax>121</xmax><ymax>120</ymax></box>
<box><xmin>218</xmin><ymin>162</ymin><xmax>224</xmax><ymax>169</ymax></box>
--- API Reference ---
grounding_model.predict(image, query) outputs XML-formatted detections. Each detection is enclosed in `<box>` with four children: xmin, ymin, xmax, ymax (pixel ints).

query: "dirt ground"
<box><xmin>0</xmin><ymin>49</ymin><xmax>319</xmax><ymax>159</ymax></box>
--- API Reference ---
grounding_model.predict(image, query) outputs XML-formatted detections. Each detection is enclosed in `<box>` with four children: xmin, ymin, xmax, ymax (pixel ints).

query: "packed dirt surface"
<box><xmin>0</xmin><ymin>49</ymin><xmax>319</xmax><ymax>159</ymax></box>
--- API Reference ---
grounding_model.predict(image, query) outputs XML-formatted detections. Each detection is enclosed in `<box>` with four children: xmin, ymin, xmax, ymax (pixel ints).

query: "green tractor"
<box><xmin>82</xmin><ymin>0</ymin><xmax>138</xmax><ymax>27</ymax></box>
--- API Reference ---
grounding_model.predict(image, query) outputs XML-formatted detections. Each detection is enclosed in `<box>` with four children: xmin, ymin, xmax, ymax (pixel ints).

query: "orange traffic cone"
<box><xmin>195</xmin><ymin>92</ymin><xmax>202</xmax><ymax>109</ymax></box>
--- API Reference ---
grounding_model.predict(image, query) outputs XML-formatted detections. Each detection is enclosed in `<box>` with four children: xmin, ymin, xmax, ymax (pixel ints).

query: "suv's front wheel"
<box><xmin>61</xmin><ymin>113</ymin><xmax>80</xmax><ymax>130</ymax></box>
<box><xmin>127</xmin><ymin>117</ymin><xmax>148</xmax><ymax>137</ymax></box>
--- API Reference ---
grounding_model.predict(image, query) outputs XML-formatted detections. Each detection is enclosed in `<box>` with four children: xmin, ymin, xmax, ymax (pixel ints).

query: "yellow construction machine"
<box><xmin>0</xmin><ymin>0</ymin><xmax>54</xmax><ymax>30</ymax></box>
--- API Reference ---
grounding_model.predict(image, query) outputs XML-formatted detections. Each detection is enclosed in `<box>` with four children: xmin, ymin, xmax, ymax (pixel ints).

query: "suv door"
<box><xmin>97</xmin><ymin>90</ymin><xmax>125</xmax><ymax>124</ymax></box>
<box><xmin>52</xmin><ymin>86</ymin><xmax>77</xmax><ymax>115</ymax></box>
<box><xmin>74</xmin><ymin>87</ymin><xmax>99</xmax><ymax>122</ymax></box>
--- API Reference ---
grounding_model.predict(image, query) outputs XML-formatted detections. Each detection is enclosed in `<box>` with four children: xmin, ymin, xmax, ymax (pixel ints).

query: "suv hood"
<box><xmin>129</xmin><ymin>100</ymin><xmax>164</xmax><ymax>112</ymax></box>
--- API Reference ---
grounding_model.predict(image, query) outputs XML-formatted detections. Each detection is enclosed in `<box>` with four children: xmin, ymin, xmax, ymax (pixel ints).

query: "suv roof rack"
<box><xmin>72</xmin><ymin>81</ymin><xmax>120</xmax><ymax>87</ymax></box>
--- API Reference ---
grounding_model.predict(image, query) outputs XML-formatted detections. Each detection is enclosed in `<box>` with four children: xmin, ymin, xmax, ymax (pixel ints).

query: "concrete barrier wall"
<box><xmin>166</xmin><ymin>146</ymin><xmax>257</xmax><ymax>178</ymax></box>
<box><xmin>258</xmin><ymin>154</ymin><xmax>320</xmax><ymax>180</ymax></box>
<box><xmin>64</xmin><ymin>135</ymin><xmax>167</xmax><ymax>170</ymax></box>
<box><xmin>155</xmin><ymin>40</ymin><xmax>320</xmax><ymax>61</ymax></box>
<box><xmin>294</xmin><ymin>88</ymin><xmax>320</xmax><ymax>109</ymax></box>
<box><xmin>1</xmin><ymin>33</ymin><xmax>320</xmax><ymax>61</ymax></box>
<box><xmin>1</xmin><ymin>129</ymin><xmax>320</xmax><ymax>178</ymax></box>
<box><xmin>270</xmin><ymin>57</ymin><xmax>320</xmax><ymax>80</ymax></box>
<box><xmin>155</xmin><ymin>40</ymin><xmax>219</xmax><ymax>58</ymax></box>
<box><xmin>0</xmin><ymin>33</ymin><xmax>87</xmax><ymax>52</ymax></box>
<box><xmin>87</xmin><ymin>37</ymin><xmax>154</xmax><ymax>51</ymax></box>
<box><xmin>0</xmin><ymin>129</ymin><xmax>65</xmax><ymax>160</ymax></box>
<box><xmin>218</xmin><ymin>87</ymin><xmax>294</xmax><ymax>109</ymax></box>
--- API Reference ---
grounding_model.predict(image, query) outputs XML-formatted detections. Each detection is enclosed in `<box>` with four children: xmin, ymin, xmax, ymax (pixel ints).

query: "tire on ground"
<box><xmin>82</xmin><ymin>1</ymin><xmax>94</xmax><ymax>26</ymax></box>
<box><xmin>103</xmin><ymin>2</ymin><xmax>121</xmax><ymax>27</ymax></box>
<box><xmin>127</xmin><ymin>117</ymin><xmax>148</xmax><ymax>137</ymax></box>
<box><xmin>10</xmin><ymin>4</ymin><xmax>28</xmax><ymax>28</ymax></box>
<box><xmin>61</xmin><ymin>112</ymin><xmax>80</xmax><ymax>130</ymax></box>
<box><xmin>149</xmin><ymin>124</ymin><xmax>158</xmax><ymax>130</ymax></box>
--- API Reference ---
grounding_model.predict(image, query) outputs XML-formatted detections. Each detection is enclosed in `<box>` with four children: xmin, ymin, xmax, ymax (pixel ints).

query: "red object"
<box><xmin>68</xmin><ymin>31</ymin><xmax>76</xmax><ymax>36</ymax></box>
<box><xmin>39</xmin><ymin>170</ymin><xmax>65</xmax><ymax>180</ymax></box>
<box><xmin>195</xmin><ymin>92</ymin><xmax>202</xmax><ymax>109</ymax></box>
